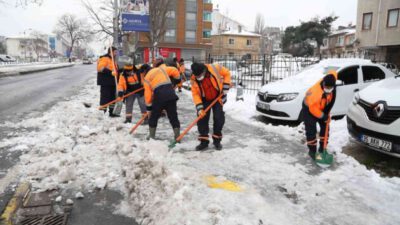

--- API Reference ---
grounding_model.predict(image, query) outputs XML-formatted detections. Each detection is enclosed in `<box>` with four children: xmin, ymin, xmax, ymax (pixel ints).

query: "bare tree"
<box><xmin>82</xmin><ymin>0</ymin><xmax>125</xmax><ymax>42</ymax></box>
<box><xmin>146</xmin><ymin>0</ymin><xmax>173</xmax><ymax>60</ymax></box>
<box><xmin>254</xmin><ymin>13</ymin><xmax>267</xmax><ymax>55</ymax></box>
<box><xmin>54</xmin><ymin>14</ymin><xmax>93</xmax><ymax>62</ymax></box>
<box><xmin>30</xmin><ymin>31</ymin><xmax>46</xmax><ymax>61</ymax></box>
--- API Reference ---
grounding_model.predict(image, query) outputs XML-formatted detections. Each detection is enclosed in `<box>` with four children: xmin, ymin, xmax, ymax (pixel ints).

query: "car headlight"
<box><xmin>277</xmin><ymin>93</ymin><xmax>299</xmax><ymax>102</ymax></box>
<box><xmin>352</xmin><ymin>92</ymin><xmax>360</xmax><ymax>105</ymax></box>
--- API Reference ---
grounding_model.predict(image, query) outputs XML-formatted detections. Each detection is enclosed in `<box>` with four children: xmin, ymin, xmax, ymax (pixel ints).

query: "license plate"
<box><xmin>257</xmin><ymin>102</ymin><xmax>270</xmax><ymax>111</ymax></box>
<box><xmin>361</xmin><ymin>135</ymin><xmax>392</xmax><ymax>152</ymax></box>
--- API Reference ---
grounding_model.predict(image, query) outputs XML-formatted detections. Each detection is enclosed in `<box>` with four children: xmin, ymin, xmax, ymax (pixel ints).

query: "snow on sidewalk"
<box><xmin>1</xmin><ymin>79</ymin><xmax>400</xmax><ymax>225</ymax></box>
<box><xmin>0</xmin><ymin>62</ymin><xmax>74</xmax><ymax>76</ymax></box>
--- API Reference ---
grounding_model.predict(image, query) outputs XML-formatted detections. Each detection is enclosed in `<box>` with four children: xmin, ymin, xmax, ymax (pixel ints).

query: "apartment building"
<box><xmin>6</xmin><ymin>35</ymin><xmax>49</xmax><ymax>61</ymax></box>
<box><xmin>211</xmin><ymin>29</ymin><xmax>261</xmax><ymax>59</ymax></box>
<box><xmin>136</xmin><ymin>0</ymin><xmax>213</xmax><ymax>62</ymax></box>
<box><xmin>356</xmin><ymin>0</ymin><xmax>400</xmax><ymax>65</ymax></box>
<box><xmin>320</xmin><ymin>26</ymin><xmax>357</xmax><ymax>58</ymax></box>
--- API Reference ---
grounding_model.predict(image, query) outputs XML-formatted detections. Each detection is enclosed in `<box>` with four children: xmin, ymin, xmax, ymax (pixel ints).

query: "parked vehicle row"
<box><xmin>255</xmin><ymin>58</ymin><xmax>399</xmax><ymax>158</ymax></box>
<box><xmin>0</xmin><ymin>54</ymin><xmax>17</xmax><ymax>62</ymax></box>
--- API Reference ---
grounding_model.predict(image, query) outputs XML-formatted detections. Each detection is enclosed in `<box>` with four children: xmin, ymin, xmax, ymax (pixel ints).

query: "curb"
<box><xmin>0</xmin><ymin>183</ymin><xmax>31</xmax><ymax>225</ymax></box>
<box><xmin>0</xmin><ymin>64</ymin><xmax>75</xmax><ymax>78</ymax></box>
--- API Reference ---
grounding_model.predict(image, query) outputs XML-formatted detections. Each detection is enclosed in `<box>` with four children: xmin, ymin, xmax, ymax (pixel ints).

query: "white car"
<box><xmin>347</xmin><ymin>75</ymin><xmax>400</xmax><ymax>157</ymax></box>
<box><xmin>256</xmin><ymin>59</ymin><xmax>396</xmax><ymax>121</ymax></box>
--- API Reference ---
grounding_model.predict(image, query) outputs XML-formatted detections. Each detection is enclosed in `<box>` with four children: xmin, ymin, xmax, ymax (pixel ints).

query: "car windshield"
<box><xmin>323</xmin><ymin>66</ymin><xmax>340</xmax><ymax>73</ymax></box>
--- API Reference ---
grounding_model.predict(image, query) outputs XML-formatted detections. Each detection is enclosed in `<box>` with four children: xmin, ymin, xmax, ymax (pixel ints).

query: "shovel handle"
<box><xmin>129</xmin><ymin>113</ymin><xmax>148</xmax><ymax>134</ymax></box>
<box><xmin>98</xmin><ymin>88</ymin><xmax>144</xmax><ymax>110</ymax></box>
<box><xmin>175</xmin><ymin>94</ymin><xmax>223</xmax><ymax>143</ymax></box>
<box><xmin>322</xmin><ymin>117</ymin><xmax>331</xmax><ymax>150</ymax></box>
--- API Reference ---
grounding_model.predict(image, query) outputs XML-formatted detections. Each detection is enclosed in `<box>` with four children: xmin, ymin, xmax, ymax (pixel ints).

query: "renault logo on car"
<box><xmin>264</xmin><ymin>92</ymin><xmax>268</xmax><ymax>99</ymax></box>
<box><xmin>373</xmin><ymin>103</ymin><xmax>385</xmax><ymax>118</ymax></box>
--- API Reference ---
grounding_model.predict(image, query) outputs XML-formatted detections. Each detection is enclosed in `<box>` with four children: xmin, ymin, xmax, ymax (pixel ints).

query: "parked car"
<box><xmin>256</xmin><ymin>59</ymin><xmax>397</xmax><ymax>122</ymax></box>
<box><xmin>82</xmin><ymin>58</ymin><xmax>93</xmax><ymax>64</ymax></box>
<box><xmin>380</xmin><ymin>63</ymin><xmax>399</xmax><ymax>75</ymax></box>
<box><xmin>347</xmin><ymin>75</ymin><xmax>400</xmax><ymax>157</ymax></box>
<box><xmin>214</xmin><ymin>60</ymin><xmax>242</xmax><ymax>85</ymax></box>
<box><xmin>0</xmin><ymin>54</ymin><xmax>17</xmax><ymax>62</ymax></box>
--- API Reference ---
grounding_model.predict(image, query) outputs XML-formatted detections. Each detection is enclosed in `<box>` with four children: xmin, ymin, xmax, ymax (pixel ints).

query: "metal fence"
<box><xmin>184</xmin><ymin>55</ymin><xmax>320</xmax><ymax>93</ymax></box>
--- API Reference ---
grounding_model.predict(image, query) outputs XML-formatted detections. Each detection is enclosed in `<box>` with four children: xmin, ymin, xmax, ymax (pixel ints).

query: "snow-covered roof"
<box><xmin>329</xmin><ymin>28</ymin><xmax>356</xmax><ymax>36</ymax></box>
<box><xmin>216</xmin><ymin>30</ymin><xmax>261</xmax><ymax>37</ymax></box>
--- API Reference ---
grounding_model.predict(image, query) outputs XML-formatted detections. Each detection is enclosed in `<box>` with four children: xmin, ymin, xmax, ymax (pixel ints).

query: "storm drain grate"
<box><xmin>19</xmin><ymin>214</ymin><xmax>68</xmax><ymax>225</ymax></box>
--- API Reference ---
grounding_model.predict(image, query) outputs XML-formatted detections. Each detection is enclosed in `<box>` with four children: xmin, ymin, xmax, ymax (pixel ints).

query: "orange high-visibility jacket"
<box><xmin>190</xmin><ymin>64</ymin><xmax>231</xmax><ymax>111</ymax></box>
<box><xmin>143</xmin><ymin>64</ymin><xmax>181</xmax><ymax>109</ymax></box>
<box><xmin>117</xmin><ymin>72</ymin><xmax>144</xmax><ymax>92</ymax></box>
<box><xmin>303</xmin><ymin>71</ymin><xmax>338</xmax><ymax>119</ymax></box>
<box><xmin>97</xmin><ymin>55</ymin><xmax>118</xmax><ymax>86</ymax></box>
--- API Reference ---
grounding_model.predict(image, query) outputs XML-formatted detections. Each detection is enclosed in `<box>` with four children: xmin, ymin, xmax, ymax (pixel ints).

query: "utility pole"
<box><xmin>113</xmin><ymin>0</ymin><xmax>119</xmax><ymax>48</ymax></box>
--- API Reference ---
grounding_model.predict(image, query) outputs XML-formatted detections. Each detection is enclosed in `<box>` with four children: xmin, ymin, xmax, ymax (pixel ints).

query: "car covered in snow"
<box><xmin>82</xmin><ymin>58</ymin><xmax>93</xmax><ymax>64</ymax></box>
<box><xmin>256</xmin><ymin>59</ymin><xmax>397</xmax><ymax>121</ymax></box>
<box><xmin>347</xmin><ymin>75</ymin><xmax>400</xmax><ymax>157</ymax></box>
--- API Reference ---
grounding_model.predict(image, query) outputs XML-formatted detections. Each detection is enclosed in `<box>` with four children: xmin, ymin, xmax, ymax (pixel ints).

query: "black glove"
<box><xmin>222</xmin><ymin>94</ymin><xmax>227</xmax><ymax>104</ymax></box>
<box><xmin>118</xmin><ymin>91</ymin><xmax>124</xmax><ymax>98</ymax></box>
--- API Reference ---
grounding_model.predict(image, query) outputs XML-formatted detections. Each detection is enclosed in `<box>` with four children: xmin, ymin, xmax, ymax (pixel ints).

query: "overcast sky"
<box><xmin>0</xmin><ymin>0</ymin><xmax>358</xmax><ymax>53</ymax></box>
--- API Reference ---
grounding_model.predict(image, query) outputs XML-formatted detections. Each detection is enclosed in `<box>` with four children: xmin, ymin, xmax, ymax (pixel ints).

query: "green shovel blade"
<box><xmin>315</xmin><ymin>150</ymin><xmax>334</xmax><ymax>168</ymax></box>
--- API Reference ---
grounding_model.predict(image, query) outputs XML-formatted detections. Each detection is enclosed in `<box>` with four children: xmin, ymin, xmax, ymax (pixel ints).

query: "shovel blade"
<box><xmin>315</xmin><ymin>151</ymin><xmax>334</xmax><ymax>168</ymax></box>
<box><xmin>113</xmin><ymin>101</ymin><xmax>123</xmax><ymax>116</ymax></box>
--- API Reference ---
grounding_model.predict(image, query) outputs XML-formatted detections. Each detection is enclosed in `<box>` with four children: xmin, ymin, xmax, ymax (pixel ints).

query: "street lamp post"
<box><xmin>113</xmin><ymin>0</ymin><xmax>119</xmax><ymax>48</ymax></box>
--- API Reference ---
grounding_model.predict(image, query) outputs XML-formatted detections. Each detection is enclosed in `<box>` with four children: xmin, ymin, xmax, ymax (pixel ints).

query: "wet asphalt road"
<box><xmin>0</xmin><ymin>65</ymin><xmax>138</xmax><ymax>225</ymax></box>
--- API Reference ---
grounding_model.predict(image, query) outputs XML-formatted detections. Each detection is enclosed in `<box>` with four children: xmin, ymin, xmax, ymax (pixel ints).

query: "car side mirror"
<box><xmin>336</xmin><ymin>80</ymin><xmax>344</xmax><ymax>86</ymax></box>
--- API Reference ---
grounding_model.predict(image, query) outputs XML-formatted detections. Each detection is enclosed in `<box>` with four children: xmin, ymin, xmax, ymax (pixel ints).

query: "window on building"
<box><xmin>203</xmin><ymin>12</ymin><xmax>212</xmax><ymax>21</ymax></box>
<box><xmin>362</xmin><ymin>13</ymin><xmax>373</xmax><ymax>30</ymax></box>
<box><xmin>338</xmin><ymin>66</ymin><xmax>359</xmax><ymax>85</ymax></box>
<box><xmin>362</xmin><ymin>66</ymin><xmax>385</xmax><ymax>82</ymax></box>
<box><xmin>246</xmin><ymin>40</ymin><xmax>252</xmax><ymax>46</ymax></box>
<box><xmin>336</xmin><ymin>36</ymin><xmax>344</xmax><ymax>46</ymax></box>
<box><xmin>185</xmin><ymin>31</ymin><xmax>196</xmax><ymax>43</ymax></box>
<box><xmin>186</xmin><ymin>12</ymin><xmax>196</xmax><ymax>20</ymax></box>
<box><xmin>228</xmin><ymin>38</ymin><xmax>234</xmax><ymax>45</ymax></box>
<box><xmin>203</xmin><ymin>30</ymin><xmax>211</xmax><ymax>38</ymax></box>
<box><xmin>204</xmin><ymin>0</ymin><xmax>212</xmax><ymax>3</ymax></box>
<box><xmin>164</xmin><ymin>29</ymin><xmax>176</xmax><ymax>42</ymax></box>
<box><xmin>323</xmin><ymin>39</ymin><xmax>328</xmax><ymax>47</ymax></box>
<box><xmin>167</xmin><ymin>10</ymin><xmax>176</xmax><ymax>19</ymax></box>
<box><xmin>387</xmin><ymin>9</ymin><xmax>399</xmax><ymax>27</ymax></box>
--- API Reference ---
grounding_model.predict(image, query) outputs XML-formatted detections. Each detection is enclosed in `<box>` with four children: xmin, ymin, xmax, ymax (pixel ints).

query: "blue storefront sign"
<box><xmin>49</xmin><ymin>37</ymin><xmax>56</xmax><ymax>50</ymax></box>
<box><xmin>121</xmin><ymin>13</ymin><xmax>150</xmax><ymax>32</ymax></box>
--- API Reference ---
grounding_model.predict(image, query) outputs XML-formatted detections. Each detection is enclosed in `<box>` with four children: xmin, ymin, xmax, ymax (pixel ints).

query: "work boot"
<box><xmin>109</xmin><ymin>110</ymin><xmax>120</xmax><ymax>118</ymax></box>
<box><xmin>195</xmin><ymin>140</ymin><xmax>209</xmax><ymax>151</ymax></box>
<box><xmin>308</xmin><ymin>145</ymin><xmax>317</xmax><ymax>160</ymax></box>
<box><xmin>173</xmin><ymin>128</ymin><xmax>180</xmax><ymax>140</ymax></box>
<box><xmin>147</xmin><ymin>127</ymin><xmax>156</xmax><ymax>140</ymax></box>
<box><xmin>124</xmin><ymin>117</ymin><xmax>132</xmax><ymax>123</ymax></box>
<box><xmin>213</xmin><ymin>139</ymin><xmax>222</xmax><ymax>150</ymax></box>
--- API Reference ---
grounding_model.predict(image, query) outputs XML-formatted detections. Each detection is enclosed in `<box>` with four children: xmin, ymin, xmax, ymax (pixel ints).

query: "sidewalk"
<box><xmin>0</xmin><ymin>63</ymin><xmax>75</xmax><ymax>77</ymax></box>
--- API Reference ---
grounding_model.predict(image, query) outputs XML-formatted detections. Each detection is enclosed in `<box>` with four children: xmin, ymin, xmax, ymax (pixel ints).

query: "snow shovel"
<box><xmin>315</xmin><ymin>117</ymin><xmax>334</xmax><ymax>168</ymax></box>
<box><xmin>169</xmin><ymin>94</ymin><xmax>223</xmax><ymax>149</ymax></box>
<box><xmin>129</xmin><ymin>113</ymin><xmax>149</xmax><ymax>134</ymax></box>
<box><xmin>98</xmin><ymin>88</ymin><xmax>144</xmax><ymax>110</ymax></box>
<box><xmin>112</xmin><ymin>101</ymin><xmax>123</xmax><ymax>116</ymax></box>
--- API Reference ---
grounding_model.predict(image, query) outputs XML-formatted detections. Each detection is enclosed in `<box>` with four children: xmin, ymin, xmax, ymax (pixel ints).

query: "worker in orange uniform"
<box><xmin>117</xmin><ymin>64</ymin><xmax>151</xmax><ymax>124</ymax></box>
<box><xmin>143</xmin><ymin>57</ymin><xmax>181</xmax><ymax>140</ymax></box>
<box><xmin>302</xmin><ymin>72</ymin><xmax>337</xmax><ymax>160</ymax></box>
<box><xmin>190</xmin><ymin>62</ymin><xmax>231</xmax><ymax>151</ymax></box>
<box><xmin>97</xmin><ymin>46</ymin><xmax>119</xmax><ymax>117</ymax></box>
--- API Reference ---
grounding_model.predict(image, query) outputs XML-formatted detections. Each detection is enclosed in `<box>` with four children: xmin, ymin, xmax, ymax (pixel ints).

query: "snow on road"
<box><xmin>1</xmin><ymin>78</ymin><xmax>400</xmax><ymax>225</ymax></box>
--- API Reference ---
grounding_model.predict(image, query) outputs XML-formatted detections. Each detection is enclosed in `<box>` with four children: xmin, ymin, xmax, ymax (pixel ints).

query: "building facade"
<box><xmin>320</xmin><ymin>26</ymin><xmax>357</xmax><ymax>58</ymax></box>
<box><xmin>136</xmin><ymin>0</ymin><xmax>213</xmax><ymax>62</ymax></box>
<box><xmin>6</xmin><ymin>35</ymin><xmax>49</xmax><ymax>61</ymax></box>
<box><xmin>356</xmin><ymin>0</ymin><xmax>400</xmax><ymax>65</ymax></box>
<box><xmin>211</xmin><ymin>7</ymin><xmax>245</xmax><ymax>35</ymax></box>
<box><xmin>211</xmin><ymin>30</ymin><xmax>261</xmax><ymax>59</ymax></box>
